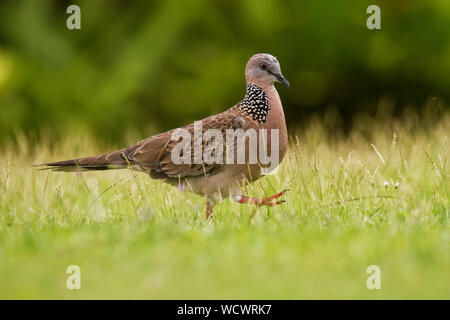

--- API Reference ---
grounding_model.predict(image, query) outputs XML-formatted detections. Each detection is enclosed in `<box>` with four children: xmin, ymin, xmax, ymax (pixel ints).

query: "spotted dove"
<box><xmin>38</xmin><ymin>53</ymin><xmax>290</xmax><ymax>219</ymax></box>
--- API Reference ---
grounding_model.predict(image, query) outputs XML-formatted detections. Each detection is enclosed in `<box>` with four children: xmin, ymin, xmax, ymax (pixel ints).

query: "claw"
<box><xmin>235</xmin><ymin>190</ymin><xmax>287</xmax><ymax>207</ymax></box>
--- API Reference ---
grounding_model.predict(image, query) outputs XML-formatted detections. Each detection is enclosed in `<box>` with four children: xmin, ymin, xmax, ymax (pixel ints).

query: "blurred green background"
<box><xmin>0</xmin><ymin>0</ymin><xmax>449</xmax><ymax>145</ymax></box>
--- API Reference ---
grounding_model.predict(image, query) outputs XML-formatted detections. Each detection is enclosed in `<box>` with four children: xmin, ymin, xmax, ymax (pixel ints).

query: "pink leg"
<box><xmin>205</xmin><ymin>200</ymin><xmax>213</xmax><ymax>220</ymax></box>
<box><xmin>235</xmin><ymin>189</ymin><xmax>288</xmax><ymax>207</ymax></box>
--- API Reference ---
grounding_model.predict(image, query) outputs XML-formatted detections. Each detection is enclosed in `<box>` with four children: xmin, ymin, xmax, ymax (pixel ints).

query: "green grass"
<box><xmin>0</xmin><ymin>113</ymin><xmax>449</xmax><ymax>299</ymax></box>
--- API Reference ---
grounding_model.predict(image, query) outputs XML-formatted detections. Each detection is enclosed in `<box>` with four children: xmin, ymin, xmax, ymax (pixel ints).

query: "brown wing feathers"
<box><xmin>38</xmin><ymin>108</ymin><xmax>247</xmax><ymax>176</ymax></box>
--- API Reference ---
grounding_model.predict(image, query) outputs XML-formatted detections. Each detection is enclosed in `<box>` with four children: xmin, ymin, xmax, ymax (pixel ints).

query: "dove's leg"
<box><xmin>234</xmin><ymin>190</ymin><xmax>287</xmax><ymax>207</ymax></box>
<box><xmin>205</xmin><ymin>199</ymin><xmax>213</xmax><ymax>220</ymax></box>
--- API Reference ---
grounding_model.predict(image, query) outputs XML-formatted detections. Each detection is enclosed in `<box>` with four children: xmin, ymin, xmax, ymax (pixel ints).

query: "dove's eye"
<box><xmin>260</xmin><ymin>63</ymin><xmax>267</xmax><ymax>71</ymax></box>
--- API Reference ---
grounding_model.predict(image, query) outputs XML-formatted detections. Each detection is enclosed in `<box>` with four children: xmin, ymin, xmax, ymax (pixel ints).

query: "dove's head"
<box><xmin>245</xmin><ymin>53</ymin><xmax>290</xmax><ymax>88</ymax></box>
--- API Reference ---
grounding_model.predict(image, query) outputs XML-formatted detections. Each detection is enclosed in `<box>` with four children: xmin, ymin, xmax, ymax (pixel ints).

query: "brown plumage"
<box><xmin>38</xmin><ymin>53</ymin><xmax>290</xmax><ymax>219</ymax></box>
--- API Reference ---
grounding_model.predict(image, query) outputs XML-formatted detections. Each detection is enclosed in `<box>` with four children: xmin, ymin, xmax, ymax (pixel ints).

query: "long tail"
<box><xmin>35</xmin><ymin>148</ymin><xmax>134</xmax><ymax>172</ymax></box>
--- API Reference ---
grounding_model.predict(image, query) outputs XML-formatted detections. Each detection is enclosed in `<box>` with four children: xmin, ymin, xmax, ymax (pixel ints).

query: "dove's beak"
<box><xmin>269</xmin><ymin>70</ymin><xmax>290</xmax><ymax>88</ymax></box>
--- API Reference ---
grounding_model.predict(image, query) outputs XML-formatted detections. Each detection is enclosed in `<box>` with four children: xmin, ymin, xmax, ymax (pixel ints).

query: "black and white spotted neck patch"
<box><xmin>238</xmin><ymin>84</ymin><xmax>270</xmax><ymax>123</ymax></box>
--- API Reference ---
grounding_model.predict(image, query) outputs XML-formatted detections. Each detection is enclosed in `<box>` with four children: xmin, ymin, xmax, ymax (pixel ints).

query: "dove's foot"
<box><xmin>235</xmin><ymin>189</ymin><xmax>288</xmax><ymax>207</ymax></box>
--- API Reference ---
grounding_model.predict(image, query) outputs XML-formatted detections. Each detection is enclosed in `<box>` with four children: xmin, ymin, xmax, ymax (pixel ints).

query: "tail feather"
<box><xmin>36</xmin><ymin>149</ymin><xmax>133</xmax><ymax>172</ymax></box>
